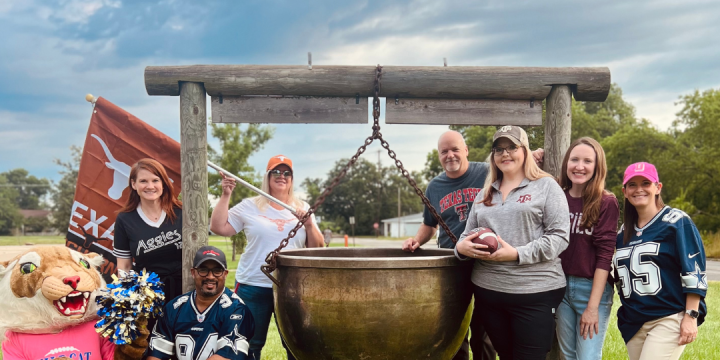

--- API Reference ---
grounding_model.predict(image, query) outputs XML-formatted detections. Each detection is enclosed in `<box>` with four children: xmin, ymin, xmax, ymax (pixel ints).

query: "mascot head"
<box><xmin>0</xmin><ymin>246</ymin><xmax>105</xmax><ymax>340</ymax></box>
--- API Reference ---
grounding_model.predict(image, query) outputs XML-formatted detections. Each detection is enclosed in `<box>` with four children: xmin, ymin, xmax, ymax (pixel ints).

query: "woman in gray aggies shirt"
<box><xmin>456</xmin><ymin>125</ymin><xmax>570</xmax><ymax>360</ymax></box>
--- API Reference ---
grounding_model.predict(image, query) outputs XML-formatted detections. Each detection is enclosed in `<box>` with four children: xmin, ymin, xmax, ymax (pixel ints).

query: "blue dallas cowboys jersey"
<box><xmin>613</xmin><ymin>206</ymin><xmax>708</xmax><ymax>343</ymax></box>
<box><xmin>148</xmin><ymin>288</ymin><xmax>255</xmax><ymax>360</ymax></box>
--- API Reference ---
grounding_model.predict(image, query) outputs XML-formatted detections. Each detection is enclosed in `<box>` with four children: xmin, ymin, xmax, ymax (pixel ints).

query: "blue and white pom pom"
<box><xmin>95</xmin><ymin>269</ymin><xmax>165</xmax><ymax>345</ymax></box>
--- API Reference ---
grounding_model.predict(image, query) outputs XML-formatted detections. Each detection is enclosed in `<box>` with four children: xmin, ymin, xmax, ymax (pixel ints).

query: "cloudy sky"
<box><xmin>2</xmin><ymin>0</ymin><xmax>719</xmax><ymax>193</ymax></box>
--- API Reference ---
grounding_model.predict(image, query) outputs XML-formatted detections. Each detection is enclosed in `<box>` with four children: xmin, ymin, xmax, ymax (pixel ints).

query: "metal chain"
<box><xmin>376</xmin><ymin>136</ymin><xmax>457</xmax><ymax>245</ymax></box>
<box><xmin>261</xmin><ymin>65</ymin><xmax>456</xmax><ymax>286</ymax></box>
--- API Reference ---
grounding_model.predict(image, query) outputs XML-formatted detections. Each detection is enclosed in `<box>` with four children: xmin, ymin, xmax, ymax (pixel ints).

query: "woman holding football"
<box><xmin>555</xmin><ymin>137</ymin><xmax>619</xmax><ymax>360</ymax></box>
<box><xmin>614</xmin><ymin>162</ymin><xmax>707</xmax><ymax>360</ymax></box>
<box><xmin>455</xmin><ymin>125</ymin><xmax>570</xmax><ymax>360</ymax></box>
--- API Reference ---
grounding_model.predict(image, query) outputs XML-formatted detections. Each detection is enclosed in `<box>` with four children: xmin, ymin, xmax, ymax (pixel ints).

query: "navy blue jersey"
<box><xmin>613</xmin><ymin>206</ymin><xmax>708</xmax><ymax>343</ymax></box>
<box><xmin>148</xmin><ymin>288</ymin><xmax>255</xmax><ymax>360</ymax></box>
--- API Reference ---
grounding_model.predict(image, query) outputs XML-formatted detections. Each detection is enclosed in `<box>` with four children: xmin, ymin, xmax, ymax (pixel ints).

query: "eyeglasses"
<box><xmin>269</xmin><ymin>169</ymin><xmax>293</xmax><ymax>178</ymax></box>
<box><xmin>492</xmin><ymin>145</ymin><xmax>520</xmax><ymax>157</ymax></box>
<box><xmin>195</xmin><ymin>267</ymin><xmax>225</xmax><ymax>277</ymax></box>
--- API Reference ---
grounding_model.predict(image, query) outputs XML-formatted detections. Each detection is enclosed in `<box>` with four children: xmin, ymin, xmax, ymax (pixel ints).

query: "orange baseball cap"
<box><xmin>266</xmin><ymin>155</ymin><xmax>293</xmax><ymax>171</ymax></box>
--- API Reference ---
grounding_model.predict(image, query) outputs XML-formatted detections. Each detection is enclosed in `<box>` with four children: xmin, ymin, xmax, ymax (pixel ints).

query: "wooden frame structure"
<box><xmin>143</xmin><ymin>64</ymin><xmax>611</xmax><ymax>292</ymax></box>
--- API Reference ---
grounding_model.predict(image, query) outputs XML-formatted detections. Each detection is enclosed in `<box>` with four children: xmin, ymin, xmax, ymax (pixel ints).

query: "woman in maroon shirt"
<box><xmin>556</xmin><ymin>137</ymin><xmax>620</xmax><ymax>360</ymax></box>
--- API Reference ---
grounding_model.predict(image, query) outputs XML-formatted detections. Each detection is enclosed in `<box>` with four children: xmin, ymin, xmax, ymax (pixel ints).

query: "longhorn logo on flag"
<box><xmin>65</xmin><ymin>97</ymin><xmax>181</xmax><ymax>280</ymax></box>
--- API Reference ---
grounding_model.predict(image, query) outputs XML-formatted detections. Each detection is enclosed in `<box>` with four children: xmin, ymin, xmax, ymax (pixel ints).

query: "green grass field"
<box><xmin>256</xmin><ymin>282</ymin><xmax>720</xmax><ymax>360</ymax></box>
<box><xmin>0</xmin><ymin>234</ymin><xmax>66</xmax><ymax>246</ymax></box>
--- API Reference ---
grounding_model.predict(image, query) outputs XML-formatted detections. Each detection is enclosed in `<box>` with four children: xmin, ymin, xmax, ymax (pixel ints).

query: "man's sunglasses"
<box><xmin>195</xmin><ymin>267</ymin><xmax>225</xmax><ymax>277</ymax></box>
<box><xmin>269</xmin><ymin>169</ymin><xmax>293</xmax><ymax>178</ymax></box>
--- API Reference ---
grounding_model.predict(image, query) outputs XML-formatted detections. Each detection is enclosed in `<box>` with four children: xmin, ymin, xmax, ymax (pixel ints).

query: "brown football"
<box><xmin>469</xmin><ymin>227</ymin><xmax>500</xmax><ymax>254</ymax></box>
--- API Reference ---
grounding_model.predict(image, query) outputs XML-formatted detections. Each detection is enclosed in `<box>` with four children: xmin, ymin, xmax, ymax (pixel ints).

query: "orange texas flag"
<box><xmin>65</xmin><ymin>97</ymin><xmax>181</xmax><ymax>280</ymax></box>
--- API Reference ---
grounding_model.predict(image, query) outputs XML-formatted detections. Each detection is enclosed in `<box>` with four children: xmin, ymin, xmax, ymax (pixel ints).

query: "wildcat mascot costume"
<box><xmin>0</xmin><ymin>246</ymin><xmax>148</xmax><ymax>360</ymax></box>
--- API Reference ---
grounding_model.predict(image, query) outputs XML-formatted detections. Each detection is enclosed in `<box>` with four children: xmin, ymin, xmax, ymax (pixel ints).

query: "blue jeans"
<box><xmin>556</xmin><ymin>275</ymin><xmax>614</xmax><ymax>360</ymax></box>
<box><xmin>235</xmin><ymin>283</ymin><xmax>295</xmax><ymax>360</ymax></box>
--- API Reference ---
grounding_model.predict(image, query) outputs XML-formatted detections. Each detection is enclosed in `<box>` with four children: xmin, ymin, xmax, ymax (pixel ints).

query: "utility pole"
<box><xmin>397</xmin><ymin>186</ymin><xmax>401</xmax><ymax>238</ymax></box>
<box><xmin>376</xmin><ymin>149</ymin><xmax>382</xmax><ymax>238</ymax></box>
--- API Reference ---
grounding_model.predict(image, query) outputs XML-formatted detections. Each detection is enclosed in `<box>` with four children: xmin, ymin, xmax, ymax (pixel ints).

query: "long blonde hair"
<box><xmin>480</xmin><ymin>142</ymin><xmax>552</xmax><ymax>206</ymax></box>
<box><xmin>252</xmin><ymin>170</ymin><xmax>304</xmax><ymax>211</ymax></box>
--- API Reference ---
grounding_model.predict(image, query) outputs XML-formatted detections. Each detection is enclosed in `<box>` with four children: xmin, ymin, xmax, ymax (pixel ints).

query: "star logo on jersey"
<box><xmin>681</xmin><ymin>262</ymin><xmax>708</xmax><ymax>290</ymax></box>
<box><xmin>217</xmin><ymin>325</ymin><xmax>250</xmax><ymax>355</ymax></box>
<box><xmin>692</xmin><ymin>262</ymin><xmax>708</xmax><ymax>290</ymax></box>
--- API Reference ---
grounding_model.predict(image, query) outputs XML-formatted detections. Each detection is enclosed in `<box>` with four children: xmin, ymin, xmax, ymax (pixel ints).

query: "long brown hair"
<box><xmin>118</xmin><ymin>158</ymin><xmax>182</xmax><ymax>223</ymax></box>
<box><xmin>622</xmin><ymin>185</ymin><xmax>664</xmax><ymax>245</ymax></box>
<box><xmin>559</xmin><ymin>137</ymin><xmax>614</xmax><ymax>228</ymax></box>
<box><xmin>480</xmin><ymin>141</ymin><xmax>552</xmax><ymax>206</ymax></box>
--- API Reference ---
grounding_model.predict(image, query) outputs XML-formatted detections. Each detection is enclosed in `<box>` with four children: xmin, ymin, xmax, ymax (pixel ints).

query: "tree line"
<box><xmin>422</xmin><ymin>85</ymin><xmax>720</xmax><ymax>233</ymax></box>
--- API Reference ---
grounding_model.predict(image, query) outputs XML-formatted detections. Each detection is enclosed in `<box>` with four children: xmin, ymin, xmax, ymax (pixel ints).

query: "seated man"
<box><xmin>148</xmin><ymin>246</ymin><xmax>255</xmax><ymax>360</ymax></box>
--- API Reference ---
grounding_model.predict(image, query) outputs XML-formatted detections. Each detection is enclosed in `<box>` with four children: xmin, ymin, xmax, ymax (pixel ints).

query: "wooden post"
<box><xmin>544</xmin><ymin>84</ymin><xmax>572</xmax><ymax>360</ymax></box>
<box><xmin>543</xmin><ymin>85</ymin><xmax>572</xmax><ymax>179</ymax></box>
<box><xmin>180</xmin><ymin>81</ymin><xmax>208</xmax><ymax>292</ymax></box>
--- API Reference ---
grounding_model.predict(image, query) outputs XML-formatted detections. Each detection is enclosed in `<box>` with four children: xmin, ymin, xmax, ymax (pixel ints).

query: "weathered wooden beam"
<box><xmin>211</xmin><ymin>96</ymin><xmax>368</xmax><ymax>124</ymax></box>
<box><xmin>543</xmin><ymin>85</ymin><xmax>572</xmax><ymax>180</ymax></box>
<box><xmin>385</xmin><ymin>98</ymin><xmax>541</xmax><ymax>126</ymax></box>
<box><xmin>543</xmin><ymin>86</ymin><xmax>572</xmax><ymax>360</ymax></box>
<box><xmin>180</xmin><ymin>82</ymin><xmax>208</xmax><ymax>293</ymax></box>
<box><xmin>145</xmin><ymin>65</ymin><xmax>611</xmax><ymax>102</ymax></box>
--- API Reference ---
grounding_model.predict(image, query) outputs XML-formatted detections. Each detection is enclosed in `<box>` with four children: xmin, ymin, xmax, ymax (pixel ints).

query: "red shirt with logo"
<box><xmin>2</xmin><ymin>321</ymin><xmax>114</xmax><ymax>360</ymax></box>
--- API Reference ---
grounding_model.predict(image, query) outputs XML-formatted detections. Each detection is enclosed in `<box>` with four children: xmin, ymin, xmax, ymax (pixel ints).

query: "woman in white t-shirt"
<box><xmin>210</xmin><ymin>154</ymin><xmax>324</xmax><ymax>360</ymax></box>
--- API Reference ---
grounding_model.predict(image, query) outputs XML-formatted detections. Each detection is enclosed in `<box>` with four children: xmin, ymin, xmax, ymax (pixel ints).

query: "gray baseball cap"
<box><xmin>493</xmin><ymin>125</ymin><xmax>530</xmax><ymax>148</ymax></box>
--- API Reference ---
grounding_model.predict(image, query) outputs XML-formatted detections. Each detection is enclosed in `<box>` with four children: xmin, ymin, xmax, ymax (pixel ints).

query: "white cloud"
<box><xmin>627</xmin><ymin>93</ymin><xmax>681</xmax><ymax>130</ymax></box>
<box><xmin>320</xmin><ymin>35</ymin><xmax>478</xmax><ymax>66</ymax></box>
<box><xmin>3</xmin><ymin>0</ymin><xmax>720</xmax><ymax>187</ymax></box>
<box><xmin>51</xmin><ymin>0</ymin><xmax>121</xmax><ymax>24</ymax></box>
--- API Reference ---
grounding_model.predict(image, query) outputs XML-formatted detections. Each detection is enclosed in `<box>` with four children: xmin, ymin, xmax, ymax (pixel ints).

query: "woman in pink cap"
<box><xmin>614</xmin><ymin>162</ymin><xmax>707</xmax><ymax>360</ymax></box>
<box><xmin>210</xmin><ymin>154</ymin><xmax>324</xmax><ymax>360</ymax></box>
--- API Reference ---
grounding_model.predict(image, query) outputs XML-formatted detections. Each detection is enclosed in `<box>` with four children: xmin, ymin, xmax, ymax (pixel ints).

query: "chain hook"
<box><xmin>261</xmin><ymin>64</ymin><xmax>456</xmax><ymax>287</ymax></box>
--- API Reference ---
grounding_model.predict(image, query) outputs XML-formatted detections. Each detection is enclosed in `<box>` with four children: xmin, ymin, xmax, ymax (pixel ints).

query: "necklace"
<box><xmin>142</xmin><ymin>205</ymin><xmax>162</xmax><ymax>221</ymax></box>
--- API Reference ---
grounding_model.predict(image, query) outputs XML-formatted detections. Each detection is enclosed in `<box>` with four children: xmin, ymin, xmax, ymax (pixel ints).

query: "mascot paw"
<box><xmin>113</xmin><ymin>316</ymin><xmax>150</xmax><ymax>360</ymax></box>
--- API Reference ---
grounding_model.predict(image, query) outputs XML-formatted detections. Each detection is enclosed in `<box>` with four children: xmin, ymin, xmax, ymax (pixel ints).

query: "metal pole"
<box><xmin>207</xmin><ymin>160</ymin><xmax>297</xmax><ymax>215</ymax></box>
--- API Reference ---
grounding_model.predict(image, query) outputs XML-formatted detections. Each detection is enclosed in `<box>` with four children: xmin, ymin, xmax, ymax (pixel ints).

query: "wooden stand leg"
<box><xmin>544</xmin><ymin>84</ymin><xmax>572</xmax><ymax>360</ymax></box>
<box><xmin>180</xmin><ymin>81</ymin><xmax>208</xmax><ymax>293</ymax></box>
<box><xmin>543</xmin><ymin>85</ymin><xmax>572</xmax><ymax>179</ymax></box>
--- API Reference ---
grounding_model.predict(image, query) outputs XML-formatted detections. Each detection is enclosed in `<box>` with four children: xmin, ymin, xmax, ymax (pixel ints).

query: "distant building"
<box><xmin>19</xmin><ymin>209</ymin><xmax>51</xmax><ymax>219</ymax></box>
<box><xmin>380</xmin><ymin>213</ymin><xmax>423</xmax><ymax>238</ymax></box>
<box><xmin>16</xmin><ymin>209</ymin><xmax>53</xmax><ymax>235</ymax></box>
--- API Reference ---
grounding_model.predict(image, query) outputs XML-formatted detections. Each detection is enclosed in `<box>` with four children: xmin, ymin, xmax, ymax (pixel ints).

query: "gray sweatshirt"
<box><xmin>455</xmin><ymin>176</ymin><xmax>570</xmax><ymax>294</ymax></box>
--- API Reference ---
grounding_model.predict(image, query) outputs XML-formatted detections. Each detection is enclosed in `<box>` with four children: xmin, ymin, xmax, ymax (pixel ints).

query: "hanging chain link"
<box><xmin>261</xmin><ymin>65</ymin><xmax>457</xmax><ymax>286</ymax></box>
